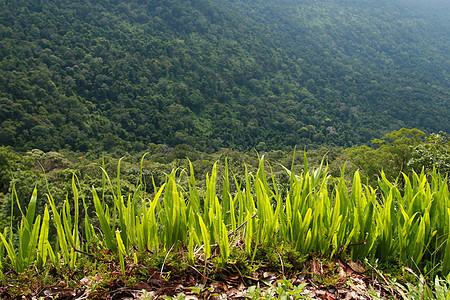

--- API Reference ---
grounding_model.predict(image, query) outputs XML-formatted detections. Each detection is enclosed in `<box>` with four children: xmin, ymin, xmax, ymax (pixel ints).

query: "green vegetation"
<box><xmin>347</xmin><ymin>128</ymin><xmax>450</xmax><ymax>186</ymax></box>
<box><xmin>0</xmin><ymin>0</ymin><xmax>448</xmax><ymax>153</ymax></box>
<box><xmin>1</xmin><ymin>128</ymin><xmax>448</xmax><ymax>224</ymax></box>
<box><xmin>0</xmin><ymin>0</ymin><xmax>449</xmax><ymax>296</ymax></box>
<box><xmin>0</xmin><ymin>145</ymin><xmax>448</xmax><ymax>298</ymax></box>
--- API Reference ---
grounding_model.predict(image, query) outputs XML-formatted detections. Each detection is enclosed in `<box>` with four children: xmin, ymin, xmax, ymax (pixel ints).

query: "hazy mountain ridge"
<box><xmin>0</xmin><ymin>0</ymin><xmax>448</xmax><ymax>154</ymax></box>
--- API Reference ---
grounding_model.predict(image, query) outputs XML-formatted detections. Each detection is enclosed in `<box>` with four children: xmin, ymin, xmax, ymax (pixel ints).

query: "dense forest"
<box><xmin>0</xmin><ymin>0</ymin><xmax>449</xmax><ymax>154</ymax></box>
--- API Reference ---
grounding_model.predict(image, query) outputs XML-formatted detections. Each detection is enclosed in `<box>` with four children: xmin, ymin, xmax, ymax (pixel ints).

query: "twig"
<box><xmin>228</xmin><ymin>213</ymin><xmax>257</xmax><ymax>237</ymax></box>
<box><xmin>161</xmin><ymin>244</ymin><xmax>175</xmax><ymax>275</ymax></box>
<box><xmin>276</xmin><ymin>250</ymin><xmax>285</xmax><ymax>276</ymax></box>
<box><xmin>202</xmin><ymin>256</ymin><xmax>208</xmax><ymax>285</ymax></box>
<box><xmin>73</xmin><ymin>248</ymin><xmax>94</xmax><ymax>257</ymax></box>
<box><xmin>233</xmin><ymin>264</ymin><xmax>246</xmax><ymax>286</ymax></box>
<box><xmin>348</xmin><ymin>241</ymin><xmax>367</xmax><ymax>247</ymax></box>
<box><xmin>338</xmin><ymin>240</ymin><xmax>366</xmax><ymax>254</ymax></box>
<box><xmin>211</xmin><ymin>213</ymin><xmax>258</xmax><ymax>256</ymax></box>
<box><xmin>189</xmin><ymin>265</ymin><xmax>214</xmax><ymax>283</ymax></box>
<box><xmin>365</xmin><ymin>260</ymin><xmax>396</xmax><ymax>296</ymax></box>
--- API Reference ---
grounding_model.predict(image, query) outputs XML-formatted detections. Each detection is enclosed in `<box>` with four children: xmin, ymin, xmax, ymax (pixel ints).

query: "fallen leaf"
<box><xmin>347</xmin><ymin>261</ymin><xmax>366</xmax><ymax>274</ymax></box>
<box><xmin>344</xmin><ymin>290</ymin><xmax>359</xmax><ymax>299</ymax></box>
<box><xmin>311</xmin><ymin>259</ymin><xmax>322</xmax><ymax>274</ymax></box>
<box><xmin>324</xmin><ymin>292</ymin><xmax>337</xmax><ymax>300</ymax></box>
<box><xmin>148</xmin><ymin>278</ymin><xmax>163</xmax><ymax>287</ymax></box>
<box><xmin>338</xmin><ymin>266</ymin><xmax>347</xmax><ymax>278</ymax></box>
<box><xmin>134</xmin><ymin>282</ymin><xmax>152</xmax><ymax>291</ymax></box>
<box><xmin>42</xmin><ymin>287</ymin><xmax>76</xmax><ymax>298</ymax></box>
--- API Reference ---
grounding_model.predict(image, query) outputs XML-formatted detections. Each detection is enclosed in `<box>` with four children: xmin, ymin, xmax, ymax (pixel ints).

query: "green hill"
<box><xmin>0</xmin><ymin>0</ymin><xmax>448</xmax><ymax>154</ymax></box>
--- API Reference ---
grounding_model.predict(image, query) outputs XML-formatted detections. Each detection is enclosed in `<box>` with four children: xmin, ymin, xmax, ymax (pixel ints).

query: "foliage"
<box><xmin>247</xmin><ymin>278</ymin><xmax>309</xmax><ymax>299</ymax></box>
<box><xmin>346</xmin><ymin>128</ymin><xmax>450</xmax><ymax>186</ymax></box>
<box><xmin>408</xmin><ymin>132</ymin><xmax>450</xmax><ymax>176</ymax></box>
<box><xmin>0</xmin><ymin>154</ymin><xmax>449</xmax><ymax>298</ymax></box>
<box><xmin>0</xmin><ymin>0</ymin><xmax>448</xmax><ymax>153</ymax></box>
<box><xmin>0</xmin><ymin>144</ymin><xmax>342</xmax><ymax>232</ymax></box>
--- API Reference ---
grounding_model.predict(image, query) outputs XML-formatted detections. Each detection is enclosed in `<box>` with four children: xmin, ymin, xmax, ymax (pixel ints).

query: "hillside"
<box><xmin>0</xmin><ymin>0</ymin><xmax>448</xmax><ymax>154</ymax></box>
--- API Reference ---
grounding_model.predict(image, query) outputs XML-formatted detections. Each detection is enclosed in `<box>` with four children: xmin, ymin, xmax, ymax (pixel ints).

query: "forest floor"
<box><xmin>1</xmin><ymin>255</ymin><xmax>407</xmax><ymax>299</ymax></box>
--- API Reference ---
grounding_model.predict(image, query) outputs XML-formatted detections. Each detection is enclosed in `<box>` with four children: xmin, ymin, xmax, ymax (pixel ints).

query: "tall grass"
<box><xmin>0</xmin><ymin>156</ymin><xmax>449</xmax><ymax>280</ymax></box>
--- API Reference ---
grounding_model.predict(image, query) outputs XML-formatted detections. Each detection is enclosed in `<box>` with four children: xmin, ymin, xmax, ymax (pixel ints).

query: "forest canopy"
<box><xmin>0</xmin><ymin>0</ymin><xmax>449</xmax><ymax>154</ymax></box>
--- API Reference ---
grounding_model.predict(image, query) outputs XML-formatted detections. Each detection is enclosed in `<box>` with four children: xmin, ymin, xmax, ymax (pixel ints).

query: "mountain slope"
<box><xmin>0</xmin><ymin>0</ymin><xmax>448</xmax><ymax>153</ymax></box>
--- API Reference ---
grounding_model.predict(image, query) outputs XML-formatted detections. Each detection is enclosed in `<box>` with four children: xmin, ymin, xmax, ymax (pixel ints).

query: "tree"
<box><xmin>408</xmin><ymin>131</ymin><xmax>450</xmax><ymax>175</ymax></box>
<box><xmin>346</xmin><ymin>128</ymin><xmax>426</xmax><ymax>186</ymax></box>
<box><xmin>372</xmin><ymin>128</ymin><xmax>426</xmax><ymax>175</ymax></box>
